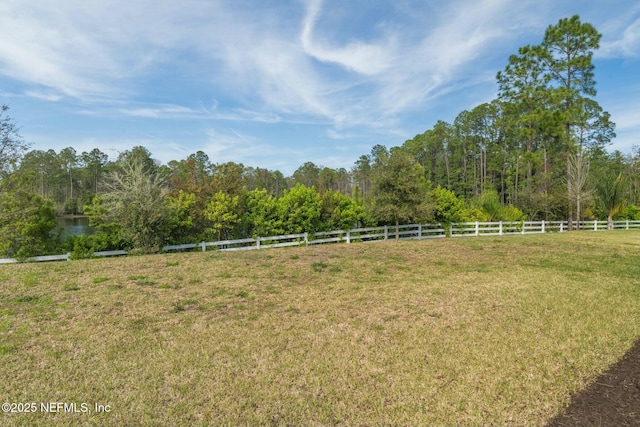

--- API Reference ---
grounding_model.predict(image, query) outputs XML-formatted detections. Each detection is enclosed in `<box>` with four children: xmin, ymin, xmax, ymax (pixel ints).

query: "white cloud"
<box><xmin>610</xmin><ymin>106</ymin><xmax>640</xmax><ymax>136</ymax></box>
<box><xmin>116</xmin><ymin>105</ymin><xmax>205</xmax><ymax>119</ymax></box>
<box><xmin>600</xmin><ymin>18</ymin><xmax>640</xmax><ymax>58</ymax></box>
<box><xmin>7</xmin><ymin>0</ymin><xmax>638</xmax><ymax>171</ymax></box>
<box><xmin>23</xmin><ymin>90</ymin><xmax>64</xmax><ymax>102</ymax></box>
<box><xmin>0</xmin><ymin>0</ymin><xmax>530</xmax><ymax>127</ymax></box>
<box><xmin>0</xmin><ymin>0</ymin><xmax>224</xmax><ymax>100</ymax></box>
<box><xmin>202</xmin><ymin>127</ymin><xmax>279</xmax><ymax>166</ymax></box>
<box><xmin>301</xmin><ymin>0</ymin><xmax>394</xmax><ymax>76</ymax></box>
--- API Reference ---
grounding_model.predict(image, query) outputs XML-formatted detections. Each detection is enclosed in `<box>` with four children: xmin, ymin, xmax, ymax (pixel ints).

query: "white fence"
<box><xmin>1</xmin><ymin>220</ymin><xmax>639</xmax><ymax>264</ymax></box>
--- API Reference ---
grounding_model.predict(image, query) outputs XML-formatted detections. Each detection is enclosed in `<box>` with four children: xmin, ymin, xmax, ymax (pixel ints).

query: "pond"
<box><xmin>57</xmin><ymin>216</ymin><xmax>94</xmax><ymax>236</ymax></box>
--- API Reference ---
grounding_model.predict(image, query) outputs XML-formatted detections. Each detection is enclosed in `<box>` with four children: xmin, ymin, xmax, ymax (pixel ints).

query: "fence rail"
<box><xmin>2</xmin><ymin>220</ymin><xmax>639</xmax><ymax>264</ymax></box>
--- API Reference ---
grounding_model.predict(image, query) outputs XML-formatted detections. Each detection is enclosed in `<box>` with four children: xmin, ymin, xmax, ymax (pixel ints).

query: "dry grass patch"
<box><xmin>1</xmin><ymin>232</ymin><xmax>640</xmax><ymax>426</ymax></box>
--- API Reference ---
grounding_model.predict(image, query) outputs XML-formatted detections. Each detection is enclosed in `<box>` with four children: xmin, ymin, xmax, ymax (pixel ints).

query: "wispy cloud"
<box><xmin>23</xmin><ymin>90</ymin><xmax>64</xmax><ymax>102</ymax></box>
<box><xmin>200</xmin><ymin>127</ymin><xmax>323</xmax><ymax>173</ymax></box>
<box><xmin>301</xmin><ymin>0</ymin><xmax>394</xmax><ymax>76</ymax></box>
<box><xmin>116</xmin><ymin>105</ymin><xmax>206</xmax><ymax>119</ymax></box>
<box><xmin>599</xmin><ymin>18</ymin><xmax>640</xmax><ymax>58</ymax></box>
<box><xmin>0</xmin><ymin>0</ymin><xmax>556</xmax><ymax>127</ymax></box>
<box><xmin>3</xmin><ymin>0</ymin><xmax>639</xmax><ymax>172</ymax></box>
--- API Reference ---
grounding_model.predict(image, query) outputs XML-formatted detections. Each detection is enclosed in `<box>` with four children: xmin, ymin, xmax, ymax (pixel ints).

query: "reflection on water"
<box><xmin>57</xmin><ymin>216</ymin><xmax>94</xmax><ymax>236</ymax></box>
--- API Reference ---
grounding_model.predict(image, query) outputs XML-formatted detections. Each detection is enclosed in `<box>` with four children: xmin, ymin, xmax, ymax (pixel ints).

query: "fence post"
<box><xmin>541</xmin><ymin>220</ymin><xmax>545</xmax><ymax>233</ymax></box>
<box><xmin>560</xmin><ymin>221</ymin><xmax>564</xmax><ymax>232</ymax></box>
<box><xmin>346</xmin><ymin>231</ymin><xmax>351</xmax><ymax>244</ymax></box>
<box><xmin>499</xmin><ymin>221</ymin><xmax>503</xmax><ymax>236</ymax></box>
<box><xmin>475</xmin><ymin>221</ymin><xmax>479</xmax><ymax>237</ymax></box>
<box><xmin>594</xmin><ymin>220</ymin><xmax>598</xmax><ymax>231</ymax></box>
<box><xmin>384</xmin><ymin>225</ymin><xmax>388</xmax><ymax>240</ymax></box>
<box><xmin>304</xmin><ymin>232</ymin><xmax>308</xmax><ymax>246</ymax></box>
<box><xmin>627</xmin><ymin>220</ymin><xmax>630</xmax><ymax>230</ymax></box>
<box><xmin>256</xmin><ymin>237</ymin><xmax>261</xmax><ymax>249</ymax></box>
<box><xmin>200</xmin><ymin>242</ymin><xmax>206</xmax><ymax>252</ymax></box>
<box><xmin>418</xmin><ymin>224</ymin><xmax>422</xmax><ymax>238</ymax></box>
<box><xmin>522</xmin><ymin>221</ymin><xmax>525</xmax><ymax>235</ymax></box>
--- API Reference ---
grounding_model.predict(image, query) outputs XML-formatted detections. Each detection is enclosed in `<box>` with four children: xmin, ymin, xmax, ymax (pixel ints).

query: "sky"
<box><xmin>1</xmin><ymin>0</ymin><xmax>639</xmax><ymax>176</ymax></box>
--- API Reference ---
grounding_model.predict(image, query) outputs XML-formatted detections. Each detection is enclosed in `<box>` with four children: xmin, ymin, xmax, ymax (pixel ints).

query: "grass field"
<box><xmin>1</xmin><ymin>231</ymin><xmax>640</xmax><ymax>426</ymax></box>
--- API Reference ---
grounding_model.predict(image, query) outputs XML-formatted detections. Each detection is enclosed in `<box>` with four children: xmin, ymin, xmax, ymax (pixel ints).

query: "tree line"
<box><xmin>1</xmin><ymin>15</ymin><xmax>639</xmax><ymax>258</ymax></box>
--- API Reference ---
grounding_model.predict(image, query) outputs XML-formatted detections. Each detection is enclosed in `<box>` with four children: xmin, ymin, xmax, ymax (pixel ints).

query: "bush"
<box><xmin>473</xmin><ymin>188</ymin><xmax>525</xmax><ymax>222</ymax></box>
<box><xmin>63</xmin><ymin>197</ymin><xmax>79</xmax><ymax>215</ymax></box>
<box><xmin>621</xmin><ymin>205</ymin><xmax>640</xmax><ymax>220</ymax></box>
<box><xmin>97</xmin><ymin>159</ymin><xmax>171</xmax><ymax>253</ymax></box>
<box><xmin>460</xmin><ymin>207</ymin><xmax>489</xmax><ymax>222</ymax></box>
<box><xmin>0</xmin><ymin>191</ymin><xmax>60</xmax><ymax>259</ymax></box>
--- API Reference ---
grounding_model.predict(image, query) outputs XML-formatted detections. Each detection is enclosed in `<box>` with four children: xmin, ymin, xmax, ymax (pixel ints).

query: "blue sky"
<box><xmin>1</xmin><ymin>0</ymin><xmax>639</xmax><ymax>175</ymax></box>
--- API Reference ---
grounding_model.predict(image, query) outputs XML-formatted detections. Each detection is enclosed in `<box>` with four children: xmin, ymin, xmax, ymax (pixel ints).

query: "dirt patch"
<box><xmin>545</xmin><ymin>338</ymin><xmax>640</xmax><ymax>427</ymax></box>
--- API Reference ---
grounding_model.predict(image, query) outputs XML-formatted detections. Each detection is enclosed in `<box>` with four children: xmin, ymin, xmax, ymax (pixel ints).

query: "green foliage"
<box><xmin>68</xmin><ymin>235</ymin><xmax>94</xmax><ymax>260</ymax></box>
<box><xmin>320</xmin><ymin>189</ymin><xmax>369</xmax><ymax>231</ymax></box>
<box><xmin>0</xmin><ymin>15</ymin><xmax>635</xmax><ymax>259</ymax></box>
<box><xmin>80</xmin><ymin>196</ymin><xmax>127</xmax><ymax>253</ymax></box>
<box><xmin>371</xmin><ymin>150</ymin><xmax>432</xmax><ymax>239</ymax></box>
<box><xmin>596</xmin><ymin>172</ymin><xmax>628</xmax><ymax>228</ymax></box>
<box><xmin>431</xmin><ymin>186</ymin><xmax>465</xmax><ymax>225</ymax></box>
<box><xmin>539</xmin><ymin>15</ymin><xmax>601</xmax><ymax>99</ymax></box>
<box><xmin>100</xmin><ymin>158</ymin><xmax>170</xmax><ymax>253</ymax></box>
<box><xmin>0</xmin><ymin>190</ymin><xmax>59</xmax><ymax>259</ymax></box>
<box><xmin>63</xmin><ymin>197</ymin><xmax>79</xmax><ymax>215</ymax></box>
<box><xmin>621</xmin><ymin>205</ymin><xmax>640</xmax><ymax>221</ymax></box>
<box><xmin>498</xmin><ymin>204</ymin><xmax>527</xmax><ymax>222</ymax></box>
<box><xmin>277</xmin><ymin>184</ymin><xmax>322</xmax><ymax>234</ymax></box>
<box><xmin>474</xmin><ymin>189</ymin><xmax>525</xmax><ymax>222</ymax></box>
<box><xmin>166</xmin><ymin>190</ymin><xmax>197</xmax><ymax>244</ymax></box>
<box><xmin>459</xmin><ymin>207</ymin><xmax>489</xmax><ymax>222</ymax></box>
<box><xmin>204</xmin><ymin>191</ymin><xmax>240</xmax><ymax>240</ymax></box>
<box><xmin>292</xmin><ymin>161</ymin><xmax>320</xmax><ymax>188</ymax></box>
<box><xmin>243</xmin><ymin>189</ymin><xmax>281</xmax><ymax>237</ymax></box>
<box><xmin>0</xmin><ymin>105</ymin><xmax>30</xmax><ymax>176</ymax></box>
<box><xmin>116</xmin><ymin>146</ymin><xmax>158</xmax><ymax>175</ymax></box>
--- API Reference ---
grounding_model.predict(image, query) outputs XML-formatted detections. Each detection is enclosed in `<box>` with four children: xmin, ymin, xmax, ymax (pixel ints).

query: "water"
<box><xmin>57</xmin><ymin>216</ymin><xmax>94</xmax><ymax>236</ymax></box>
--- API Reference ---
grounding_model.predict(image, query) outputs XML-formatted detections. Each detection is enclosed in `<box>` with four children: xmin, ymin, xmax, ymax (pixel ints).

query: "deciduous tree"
<box><xmin>566</xmin><ymin>151</ymin><xmax>593</xmax><ymax>227</ymax></box>
<box><xmin>0</xmin><ymin>105</ymin><xmax>29</xmax><ymax>177</ymax></box>
<box><xmin>320</xmin><ymin>189</ymin><xmax>368</xmax><ymax>232</ymax></box>
<box><xmin>370</xmin><ymin>149</ymin><xmax>431</xmax><ymax>239</ymax></box>
<box><xmin>0</xmin><ymin>189</ymin><xmax>58</xmax><ymax>259</ymax></box>
<box><xmin>431</xmin><ymin>186</ymin><xmax>465</xmax><ymax>234</ymax></box>
<box><xmin>101</xmin><ymin>158</ymin><xmax>170</xmax><ymax>253</ymax></box>
<box><xmin>205</xmin><ymin>191</ymin><xmax>240</xmax><ymax>241</ymax></box>
<box><xmin>277</xmin><ymin>184</ymin><xmax>322</xmax><ymax>234</ymax></box>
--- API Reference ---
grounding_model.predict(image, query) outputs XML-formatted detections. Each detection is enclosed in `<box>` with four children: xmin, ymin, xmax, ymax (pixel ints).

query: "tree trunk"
<box><xmin>567</xmin><ymin>155</ymin><xmax>573</xmax><ymax>231</ymax></box>
<box><xmin>543</xmin><ymin>148</ymin><xmax>548</xmax><ymax>221</ymax></box>
<box><xmin>444</xmin><ymin>147</ymin><xmax>451</xmax><ymax>188</ymax></box>
<box><xmin>576</xmin><ymin>195</ymin><xmax>581</xmax><ymax>230</ymax></box>
<box><xmin>514</xmin><ymin>156</ymin><xmax>519</xmax><ymax>204</ymax></box>
<box><xmin>463</xmin><ymin>145</ymin><xmax>468</xmax><ymax>197</ymax></box>
<box><xmin>395</xmin><ymin>218</ymin><xmax>399</xmax><ymax>241</ymax></box>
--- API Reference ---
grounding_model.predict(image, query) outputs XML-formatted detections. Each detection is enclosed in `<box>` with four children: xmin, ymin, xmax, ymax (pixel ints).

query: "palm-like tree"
<box><xmin>596</xmin><ymin>172</ymin><xmax>627</xmax><ymax>230</ymax></box>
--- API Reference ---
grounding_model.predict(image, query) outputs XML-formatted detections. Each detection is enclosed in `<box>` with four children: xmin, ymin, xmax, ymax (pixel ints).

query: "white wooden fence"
<box><xmin>1</xmin><ymin>220</ymin><xmax>639</xmax><ymax>264</ymax></box>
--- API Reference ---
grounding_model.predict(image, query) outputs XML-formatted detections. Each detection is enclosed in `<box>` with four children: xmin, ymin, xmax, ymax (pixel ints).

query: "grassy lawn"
<box><xmin>1</xmin><ymin>231</ymin><xmax>640</xmax><ymax>426</ymax></box>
